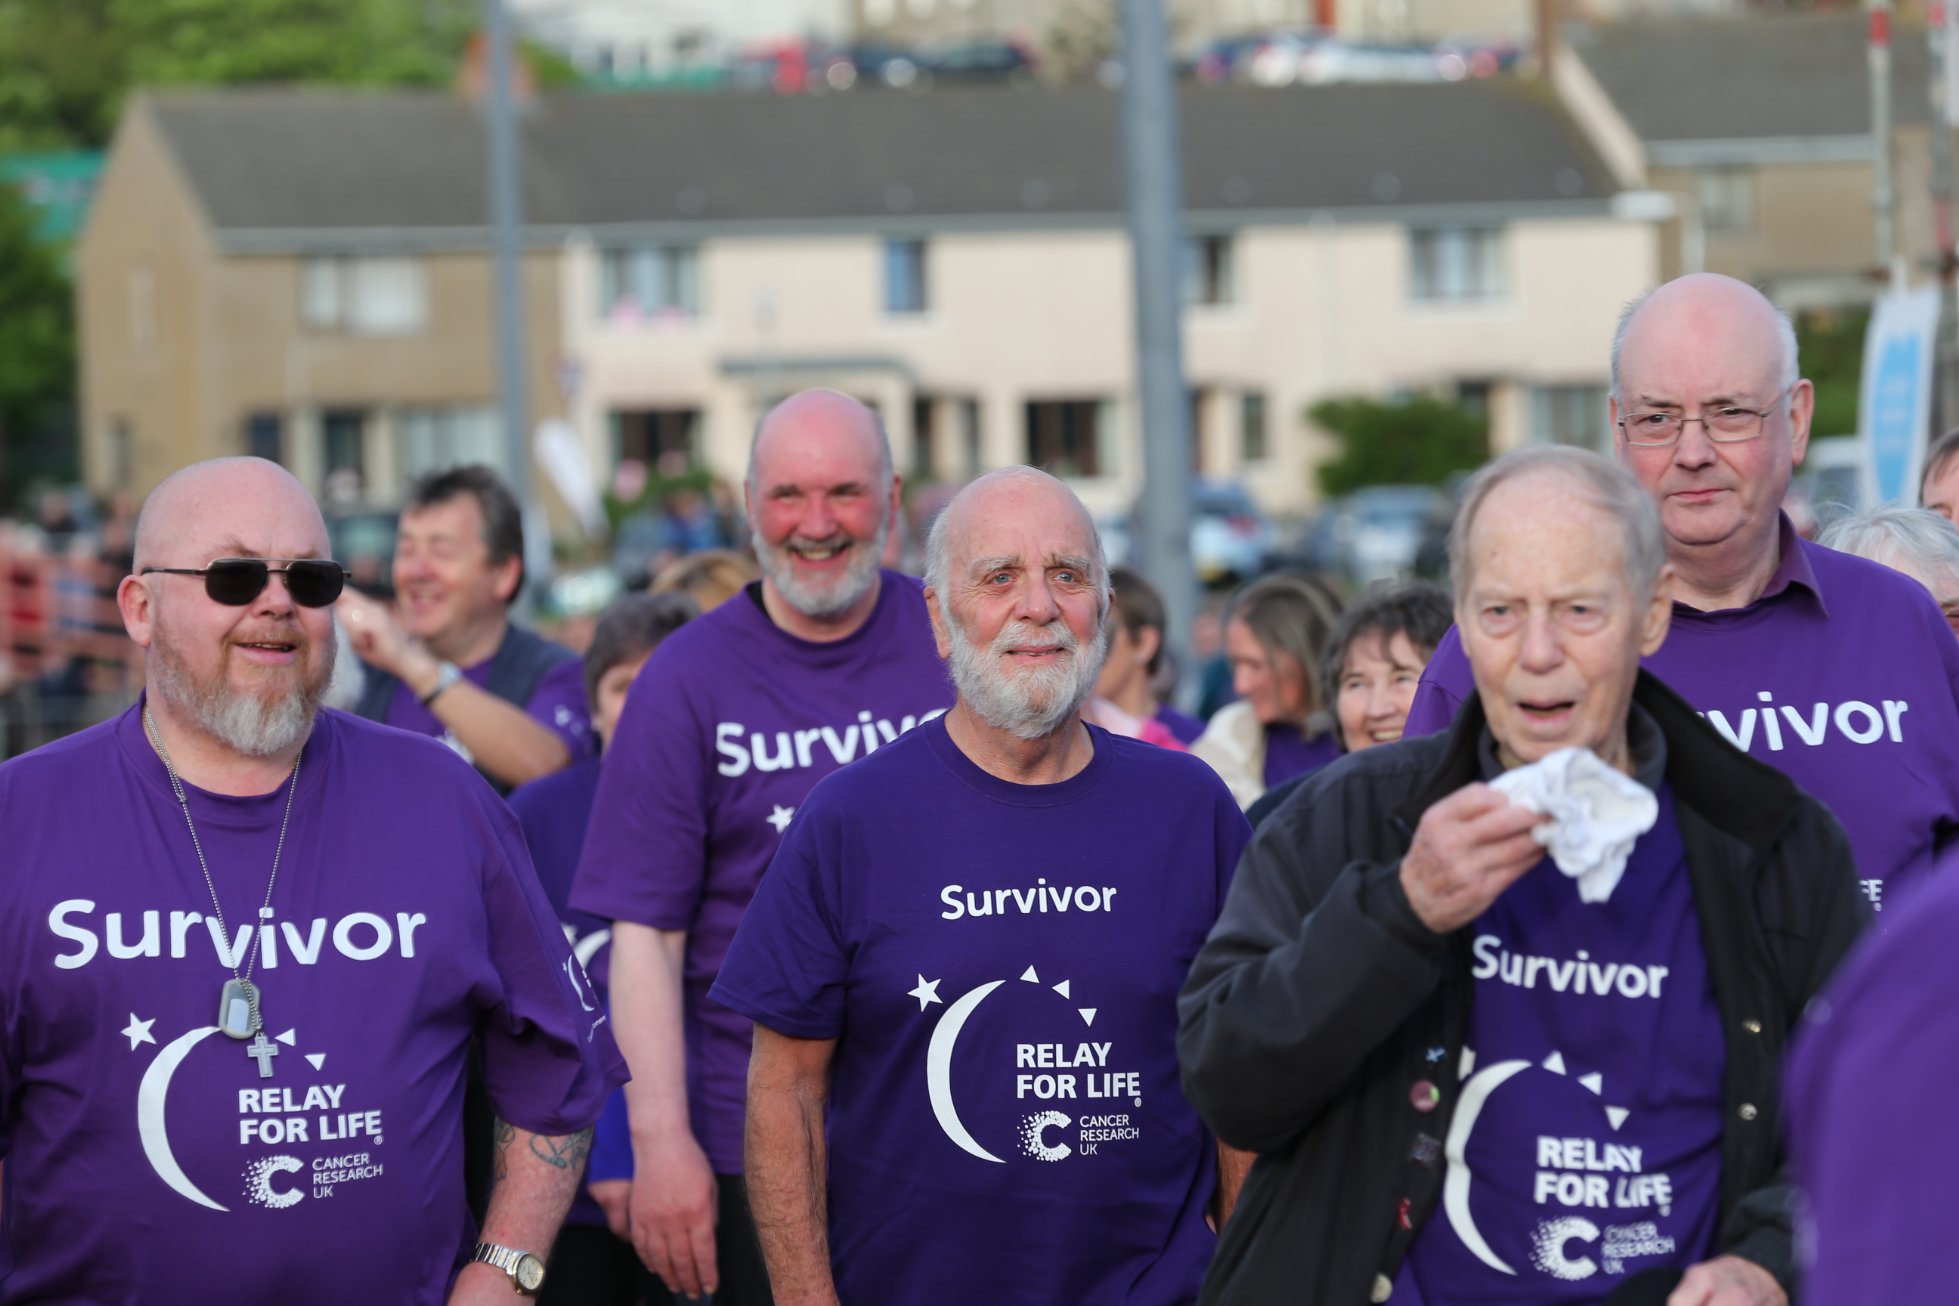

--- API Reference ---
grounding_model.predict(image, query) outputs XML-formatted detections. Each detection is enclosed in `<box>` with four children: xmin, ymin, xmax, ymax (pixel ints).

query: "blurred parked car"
<box><xmin>818</xmin><ymin>43</ymin><xmax>922</xmax><ymax>90</ymax></box>
<box><xmin>918</xmin><ymin>37</ymin><xmax>1038</xmax><ymax>86</ymax></box>
<box><xmin>1097</xmin><ymin>480</ymin><xmax>1277</xmax><ymax>586</ymax></box>
<box><xmin>1192</xmin><ymin>34</ymin><xmax>1268</xmax><ymax>83</ymax></box>
<box><xmin>1246</xmin><ymin>29</ymin><xmax>1331</xmax><ymax>85</ymax></box>
<box><xmin>1293</xmin><ymin>485</ymin><xmax>1452</xmax><ymax>586</ymax></box>
<box><xmin>1434</xmin><ymin>34</ymin><xmax>1525</xmax><ymax>79</ymax></box>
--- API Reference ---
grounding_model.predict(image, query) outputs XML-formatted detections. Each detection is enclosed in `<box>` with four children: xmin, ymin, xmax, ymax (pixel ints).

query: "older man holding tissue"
<box><xmin>1178</xmin><ymin>446</ymin><xmax>1867</xmax><ymax>1306</ymax></box>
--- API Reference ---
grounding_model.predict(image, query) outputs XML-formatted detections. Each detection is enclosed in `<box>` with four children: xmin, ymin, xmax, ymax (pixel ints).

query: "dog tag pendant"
<box><xmin>219</xmin><ymin>978</ymin><xmax>258</xmax><ymax>1040</ymax></box>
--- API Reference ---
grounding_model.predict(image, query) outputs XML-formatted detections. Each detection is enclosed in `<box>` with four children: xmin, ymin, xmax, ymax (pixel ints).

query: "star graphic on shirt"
<box><xmin>122</xmin><ymin>1013</ymin><xmax>157</xmax><ymax>1050</ymax></box>
<box><xmin>766</xmin><ymin>805</ymin><xmax>795</xmax><ymax>834</ymax></box>
<box><xmin>908</xmin><ymin>975</ymin><xmax>943</xmax><ymax>1010</ymax></box>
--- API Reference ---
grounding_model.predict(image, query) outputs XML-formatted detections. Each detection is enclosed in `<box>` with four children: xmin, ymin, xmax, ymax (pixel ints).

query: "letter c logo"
<box><xmin>1529</xmin><ymin>1216</ymin><xmax>1599</xmax><ymax>1281</ymax></box>
<box><xmin>246</xmin><ymin>1154</ymin><xmax>305</xmax><ymax>1210</ymax></box>
<box><xmin>1019</xmin><ymin>1111</ymin><xmax>1073</xmax><ymax>1163</ymax></box>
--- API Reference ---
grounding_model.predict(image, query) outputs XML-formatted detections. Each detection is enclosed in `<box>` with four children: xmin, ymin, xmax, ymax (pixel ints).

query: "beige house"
<box><xmin>79</xmin><ymin>80</ymin><xmax>1659</xmax><ymax>524</ymax></box>
<box><xmin>1557</xmin><ymin>11</ymin><xmax>1942</xmax><ymax>309</ymax></box>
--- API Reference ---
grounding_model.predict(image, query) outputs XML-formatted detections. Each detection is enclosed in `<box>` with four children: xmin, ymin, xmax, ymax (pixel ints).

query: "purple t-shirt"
<box><xmin>381</xmin><ymin>644</ymin><xmax>594</xmax><ymax>766</ymax></box>
<box><xmin>507</xmin><ymin>756</ymin><xmax>618</xmax><ymax>1232</ymax></box>
<box><xmin>1406</xmin><ymin>520</ymin><xmax>1959</xmax><ymax>910</ymax></box>
<box><xmin>1263</xmin><ymin>722</ymin><xmax>1341</xmax><ymax>791</ymax></box>
<box><xmin>1395</xmin><ymin>784</ymin><xmax>1726</xmax><ymax>1302</ymax></box>
<box><xmin>0</xmin><ymin>704</ymin><xmax>625</xmax><ymax>1304</ymax></box>
<box><xmin>1785</xmin><ymin>844</ymin><xmax>1959</xmax><ymax>1304</ymax></box>
<box><xmin>571</xmin><ymin>573</ymin><xmax>951</xmax><ymax>1173</ymax></box>
<box><xmin>711</xmin><ymin>718</ymin><xmax>1250</xmax><ymax>1305</ymax></box>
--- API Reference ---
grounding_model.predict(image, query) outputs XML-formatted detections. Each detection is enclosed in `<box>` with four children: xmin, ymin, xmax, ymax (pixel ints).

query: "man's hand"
<box><xmin>1399</xmin><ymin>783</ymin><xmax>1549</xmax><ymax>934</ymax></box>
<box><xmin>335</xmin><ymin>591</ymin><xmax>430</xmax><ymax>682</ymax></box>
<box><xmin>1668</xmin><ymin>1255</ymin><xmax>1786</xmax><ymax>1306</ymax></box>
<box><xmin>588</xmin><ymin>1177</ymin><xmax>631</xmax><ymax>1240</ymax></box>
<box><xmin>631</xmin><ymin>1129</ymin><xmax>719</xmax><ymax>1298</ymax></box>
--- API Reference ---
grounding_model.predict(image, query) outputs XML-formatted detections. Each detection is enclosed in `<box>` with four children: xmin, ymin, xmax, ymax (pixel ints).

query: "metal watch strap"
<box><xmin>420</xmin><ymin>661</ymin><xmax>462</xmax><ymax>707</ymax></box>
<box><xmin>471</xmin><ymin>1242</ymin><xmax>538</xmax><ymax>1291</ymax></box>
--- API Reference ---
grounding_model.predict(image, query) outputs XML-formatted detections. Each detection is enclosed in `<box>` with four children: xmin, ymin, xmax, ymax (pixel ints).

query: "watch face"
<box><xmin>515</xmin><ymin>1255</ymin><xmax>546</xmax><ymax>1292</ymax></box>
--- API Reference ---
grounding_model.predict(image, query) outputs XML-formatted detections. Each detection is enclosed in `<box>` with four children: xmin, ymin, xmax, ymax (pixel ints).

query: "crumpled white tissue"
<box><xmin>1488</xmin><ymin>747</ymin><xmax>1658</xmax><ymax>903</ymax></box>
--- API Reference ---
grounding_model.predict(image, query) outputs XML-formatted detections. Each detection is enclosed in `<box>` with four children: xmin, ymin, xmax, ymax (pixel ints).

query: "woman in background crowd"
<box><xmin>1093</xmin><ymin>566</ymin><xmax>1206</xmax><ymax>745</ymax></box>
<box><xmin>1819</xmin><ymin>505</ymin><xmax>1959</xmax><ymax>639</ymax></box>
<box><xmin>1241</xmin><ymin>580</ymin><xmax>1452</xmax><ymax>829</ymax></box>
<box><xmin>505</xmin><ymin>591</ymin><xmax>698</xmax><ymax>1306</ymax></box>
<box><xmin>650</xmin><ymin>548</ymin><xmax>761</xmax><ymax>612</ymax></box>
<box><xmin>1322</xmin><ymin>580</ymin><xmax>1454</xmax><ymax>752</ymax></box>
<box><xmin>1191</xmin><ymin>571</ymin><xmax>1342</xmax><ymax>808</ymax></box>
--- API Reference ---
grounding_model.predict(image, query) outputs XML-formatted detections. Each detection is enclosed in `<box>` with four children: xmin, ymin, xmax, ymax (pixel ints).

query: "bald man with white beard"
<box><xmin>712</xmin><ymin>468</ymin><xmax>1252</xmax><ymax>1306</ymax></box>
<box><xmin>0</xmin><ymin>457</ymin><xmax>623</xmax><ymax>1305</ymax></box>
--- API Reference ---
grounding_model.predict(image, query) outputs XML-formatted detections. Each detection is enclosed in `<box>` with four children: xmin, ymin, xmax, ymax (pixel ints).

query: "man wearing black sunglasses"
<box><xmin>338</xmin><ymin>465</ymin><xmax>591</xmax><ymax>794</ymax></box>
<box><xmin>0</xmin><ymin>456</ymin><xmax>626</xmax><ymax>1304</ymax></box>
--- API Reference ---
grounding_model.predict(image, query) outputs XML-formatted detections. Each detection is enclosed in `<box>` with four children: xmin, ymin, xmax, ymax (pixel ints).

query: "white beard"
<box><xmin>947</xmin><ymin>612</ymin><xmax>1109</xmax><ymax>742</ymax></box>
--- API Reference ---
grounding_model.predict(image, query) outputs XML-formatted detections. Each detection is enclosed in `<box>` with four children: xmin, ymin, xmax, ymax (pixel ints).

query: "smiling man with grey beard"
<box><xmin>0</xmin><ymin>456</ymin><xmax>626</xmax><ymax>1305</ymax></box>
<box><xmin>572</xmin><ymin>389</ymin><xmax>952</xmax><ymax>1305</ymax></box>
<box><xmin>713</xmin><ymin>466</ymin><xmax>1255</xmax><ymax>1306</ymax></box>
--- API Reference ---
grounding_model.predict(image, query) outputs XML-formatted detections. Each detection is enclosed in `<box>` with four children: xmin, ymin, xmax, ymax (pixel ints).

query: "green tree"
<box><xmin>1308</xmin><ymin>394</ymin><xmax>1490</xmax><ymax>498</ymax></box>
<box><xmin>0</xmin><ymin>179</ymin><xmax>76</xmax><ymax>501</ymax></box>
<box><xmin>0</xmin><ymin>0</ymin><xmax>578</xmax><ymax>153</ymax></box>
<box><xmin>1794</xmin><ymin>304</ymin><xmax>1868</xmax><ymax>439</ymax></box>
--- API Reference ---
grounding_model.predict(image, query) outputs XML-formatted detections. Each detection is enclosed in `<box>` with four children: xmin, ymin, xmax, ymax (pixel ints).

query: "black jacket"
<box><xmin>1177</xmin><ymin>671</ymin><xmax>1869</xmax><ymax>1304</ymax></box>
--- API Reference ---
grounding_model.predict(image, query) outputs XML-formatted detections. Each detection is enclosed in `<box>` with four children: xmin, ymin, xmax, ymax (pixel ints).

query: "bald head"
<box><xmin>924</xmin><ymin>467</ymin><xmax>1109</xmax><ymax>613</ymax></box>
<box><xmin>1611</xmin><ymin>273</ymin><xmax>1798</xmax><ymax>403</ymax></box>
<box><xmin>134</xmin><ymin>457</ymin><xmax>328</xmax><ymax>572</ymax></box>
<box><xmin>747</xmin><ymin>389</ymin><xmax>893</xmax><ymax>496</ymax></box>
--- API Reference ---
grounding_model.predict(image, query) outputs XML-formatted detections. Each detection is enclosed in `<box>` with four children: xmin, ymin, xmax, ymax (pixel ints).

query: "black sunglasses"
<box><xmin>140</xmin><ymin>558</ymin><xmax>348</xmax><ymax>608</ymax></box>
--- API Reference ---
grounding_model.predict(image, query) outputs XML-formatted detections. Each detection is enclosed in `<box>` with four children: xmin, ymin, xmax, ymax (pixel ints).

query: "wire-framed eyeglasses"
<box><xmin>1617</xmin><ymin>387</ymin><xmax>1792</xmax><ymax>447</ymax></box>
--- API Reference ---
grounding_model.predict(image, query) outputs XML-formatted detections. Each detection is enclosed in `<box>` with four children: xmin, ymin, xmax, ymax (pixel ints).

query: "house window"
<box><xmin>301</xmin><ymin>256</ymin><xmax>427</xmax><ymax>335</ymax></box>
<box><xmin>244</xmin><ymin>413</ymin><xmax>284</xmax><ymax>465</ymax></box>
<box><xmin>1533</xmin><ymin>384</ymin><xmax>1610</xmax><ymax>450</ymax></box>
<box><xmin>1183</xmin><ymin>234</ymin><xmax>1236</xmax><ymax>306</ymax></box>
<box><xmin>1241</xmin><ymin>391</ymin><xmax>1269</xmax><ymax>463</ymax></box>
<box><xmin>322</xmin><ymin>409</ymin><xmax>369</xmax><ymax>484</ymax></box>
<box><xmin>1025</xmin><ymin>399</ymin><xmax>1105</xmax><ymax>478</ymax></box>
<box><xmin>1409</xmin><ymin>227</ymin><xmax>1505</xmax><ymax>304</ymax></box>
<box><xmin>611</xmin><ymin>408</ymin><xmax>701</xmax><ymax>470</ymax></box>
<box><xmin>1455</xmin><ymin>377</ymin><xmax>1495</xmax><ymax>417</ymax></box>
<box><xmin>1695</xmin><ymin>166</ymin><xmax>1754</xmax><ymax>235</ymax></box>
<box><xmin>885</xmin><ymin>238</ymin><xmax>927</xmax><ymax>315</ymax></box>
<box><xmin>958</xmin><ymin>397</ymin><xmax>982</xmax><ymax>477</ymax></box>
<box><xmin>599</xmin><ymin>245</ymin><xmax>701</xmax><ymax>321</ymax></box>
<box><xmin>398</xmin><ymin>407</ymin><xmax>501</xmax><ymax>481</ymax></box>
<box><xmin>912</xmin><ymin>395</ymin><xmax>937</xmax><ymax>478</ymax></box>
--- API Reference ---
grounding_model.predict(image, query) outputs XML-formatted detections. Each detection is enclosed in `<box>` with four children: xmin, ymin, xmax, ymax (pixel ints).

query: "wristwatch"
<box><xmin>420</xmin><ymin>660</ymin><xmax>463</xmax><ymax>707</ymax></box>
<box><xmin>471</xmin><ymin>1242</ymin><xmax>546</xmax><ymax>1295</ymax></box>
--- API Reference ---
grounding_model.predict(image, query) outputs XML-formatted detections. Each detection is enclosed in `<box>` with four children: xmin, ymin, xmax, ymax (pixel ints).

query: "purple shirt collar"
<box><xmin>1678</xmin><ymin>512</ymin><xmax>1827</xmax><ymax>619</ymax></box>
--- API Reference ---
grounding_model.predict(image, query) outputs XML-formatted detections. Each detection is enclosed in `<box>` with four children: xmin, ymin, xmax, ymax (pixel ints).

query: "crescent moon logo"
<box><xmin>926</xmin><ymin>980</ymin><xmax>1006</xmax><ymax>1163</ymax></box>
<box><xmin>137</xmin><ymin>1025</ymin><xmax>228</xmax><ymax>1211</ymax></box>
<box><xmin>1442</xmin><ymin>1057</ymin><xmax>1530</xmax><ymax>1274</ymax></box>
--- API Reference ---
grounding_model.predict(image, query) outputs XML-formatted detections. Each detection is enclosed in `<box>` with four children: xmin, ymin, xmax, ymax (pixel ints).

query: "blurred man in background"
<box><xmin>339</xmin><ymin>465</ymin><xmax>591</xmax><ymax>793</ymax></box>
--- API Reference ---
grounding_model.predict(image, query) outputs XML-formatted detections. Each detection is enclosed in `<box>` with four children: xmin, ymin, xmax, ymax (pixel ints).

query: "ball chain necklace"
<box><xmin>142</xmin><ymin>705</ymin><xmax>301</xmax><ymax>1079</ymax></box>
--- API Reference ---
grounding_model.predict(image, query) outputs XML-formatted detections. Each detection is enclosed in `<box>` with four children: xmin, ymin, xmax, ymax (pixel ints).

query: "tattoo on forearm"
<box><xmin>528</xmin><ymin>1127</ymin><xmax>595</xmax><ymax>1171</ymax></box>
<box><xmin>493</xmin><ymin>1117</ymin><xmax>516</xmax><ymax>1181</ymax></box>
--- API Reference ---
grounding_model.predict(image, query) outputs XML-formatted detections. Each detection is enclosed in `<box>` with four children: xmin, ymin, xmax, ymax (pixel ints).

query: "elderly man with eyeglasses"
<box><xmin>1406</xmin><ymin>273</ymin><xmax>1959</xmax><ymax>917</ymax></box>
